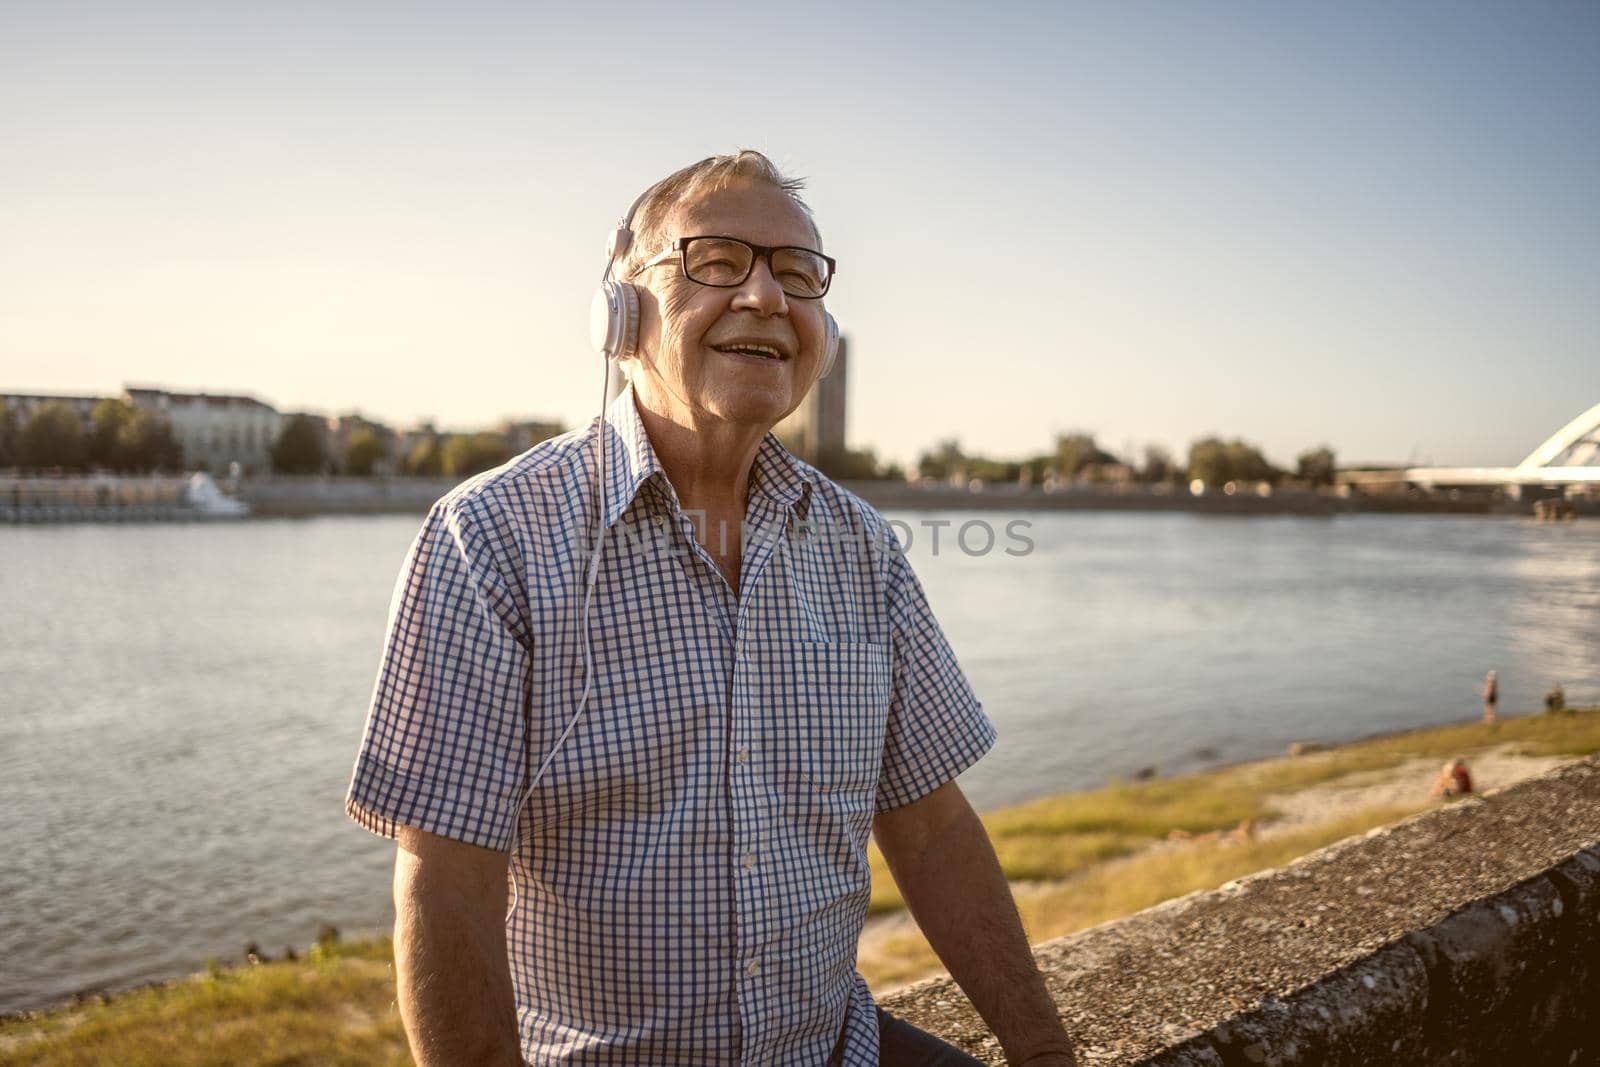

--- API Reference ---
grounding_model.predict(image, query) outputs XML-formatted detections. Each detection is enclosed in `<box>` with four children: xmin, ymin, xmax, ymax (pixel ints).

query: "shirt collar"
<box><xmin>600</xmin><ymin>380</ymin><xmax>814</xmax><ymax>528</ymax></box>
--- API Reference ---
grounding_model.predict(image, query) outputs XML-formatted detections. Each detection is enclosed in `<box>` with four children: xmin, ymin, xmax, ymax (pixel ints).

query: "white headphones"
<box><xmin>589</xmin><ymin>173</ymin><xmax>840</xmax><ymax>378</ymax></box>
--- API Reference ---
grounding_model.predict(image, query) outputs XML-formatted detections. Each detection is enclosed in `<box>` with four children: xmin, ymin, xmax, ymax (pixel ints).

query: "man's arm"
<box><xmin>874</xmin><ymin>782</ymin><xmax>1077</xmax><ymax>1067</ymax></box>
<box><xmin>393</xmin><ymin>825</ymin><xmax>523</xmax><ymax>1067</ymax></box>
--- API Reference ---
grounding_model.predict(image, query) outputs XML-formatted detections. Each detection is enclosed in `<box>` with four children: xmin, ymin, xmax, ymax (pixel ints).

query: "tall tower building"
<box><xmin>776</xmin><ymin>335</ymin><xmax>848</xmax><ymax>464</ymax></box>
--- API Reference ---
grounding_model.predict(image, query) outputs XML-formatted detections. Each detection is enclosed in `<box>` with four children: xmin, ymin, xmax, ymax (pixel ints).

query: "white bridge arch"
<box><xmin>1346</xmin><ymin>400</ymin><xmax>1600</xmax><ymax>491</ymax></box>
<box><xmin>1515</xmin><ymin>400</ymin><xmax>1600</xmax><ymax>472</ymax></box>
<box><xmin>1405</xmin><ymin>400</ymin><xmax>1600</xmax><ymax>489</ymax></box>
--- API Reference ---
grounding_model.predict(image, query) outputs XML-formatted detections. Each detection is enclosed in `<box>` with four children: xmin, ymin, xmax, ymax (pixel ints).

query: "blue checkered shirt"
<box><xmin>347</xmin><ymin>383</ymin><xmax>996</xmax><ymax>1065</ymax></box>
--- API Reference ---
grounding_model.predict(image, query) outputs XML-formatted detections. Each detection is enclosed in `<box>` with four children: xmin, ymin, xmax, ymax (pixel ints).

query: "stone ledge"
<box><xmin>878</xmin><ymin>756</ymin><xmax>1600</xmax><ymax>1066</ymax></box>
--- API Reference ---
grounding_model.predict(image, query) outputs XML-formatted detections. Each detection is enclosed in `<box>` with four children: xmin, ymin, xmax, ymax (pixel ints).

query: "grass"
<box><xmin>0</xmin><ymin>939</ymin><xmax>408</xmax><ymax>1067</ymax></box>
<box><xmin>4</xmin><ymin>708</ymin><xmax>1595</xmax><ymax>1064</ymax></box>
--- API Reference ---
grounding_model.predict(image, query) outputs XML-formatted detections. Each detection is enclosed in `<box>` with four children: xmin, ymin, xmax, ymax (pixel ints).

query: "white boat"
<box><xmin>184</xmin><ymin>473</ymin><xmax>250</xmax><ymax>518</ymax></box>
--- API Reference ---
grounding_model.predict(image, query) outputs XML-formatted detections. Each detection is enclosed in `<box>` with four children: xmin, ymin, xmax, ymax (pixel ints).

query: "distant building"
<box><xmin>775</xmin><ymin>335</ymin><xmax>848</xmax><ymax>465</ymax></box>
<box><xmin>126</xmin><ymin>387</ymin><xmax>282</xmax><ymax>475</ymax></box>
<box><xmin>7</xmin><ymin>380</ymin><xmax>573</xmax><ymax>477</ymax></box>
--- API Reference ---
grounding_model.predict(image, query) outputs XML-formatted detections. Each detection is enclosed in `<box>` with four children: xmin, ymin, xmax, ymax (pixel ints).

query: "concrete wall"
<box><xmin>236</xmin><ymin>476</ymin><xmax>459</xmax><ymax>516</ymax></box>
<box><xmin>879</xmin><ymin>757</ymin><xmax>1600</xmax><ymax>1066</ymax></box>
<box><xmin>1</xmin><ymin>474</ymin><xmax>192</xmax><ymax>523</ymax></box>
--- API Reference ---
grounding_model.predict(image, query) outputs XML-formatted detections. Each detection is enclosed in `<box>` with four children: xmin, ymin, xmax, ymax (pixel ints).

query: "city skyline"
<box><xmin>3</xmin><ymin>2</ymin><xmax>1597</xmax><ymax>470</ymax></box>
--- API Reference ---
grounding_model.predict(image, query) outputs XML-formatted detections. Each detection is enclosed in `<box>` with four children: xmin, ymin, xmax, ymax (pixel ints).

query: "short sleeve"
<box><xmin>345</xmin><ymin>499</ymin><xmax>531</xmax><ymax>852</ymax></box>
<box><xmin>874</xmin><ymin>547</ymin><xmax>997</xmax><ymax>813</ymax></box>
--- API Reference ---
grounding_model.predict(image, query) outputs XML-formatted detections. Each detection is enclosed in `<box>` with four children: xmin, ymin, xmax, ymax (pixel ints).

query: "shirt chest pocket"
<box><xmin>761</xmin><ymin>640</ymin><xmax>892</xmax><ymax>799</ymax></box>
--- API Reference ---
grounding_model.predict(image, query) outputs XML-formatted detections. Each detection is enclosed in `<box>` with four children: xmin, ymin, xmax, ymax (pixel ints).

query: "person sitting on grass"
<box><xmin>1429</xmin><ymin>758</ymin><xmax>1474</xmax><ymax>798</ymax></box>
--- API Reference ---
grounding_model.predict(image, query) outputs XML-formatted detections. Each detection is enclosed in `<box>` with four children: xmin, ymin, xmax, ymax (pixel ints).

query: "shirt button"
<box><xmin>653</xmin><ymin>514</ymin><xmax>666</xmax><ymax>528</ymax></box>
<box><xmin>745</xmin><ymin>960</ymin><xmax>760</xmax><ymax>977</ymax></box>
<box><xmin>736</xmin><ymin>746</ymin><xmax>750</xmax><ymax>764</ymax></box>
<box><xmin>742</xmin><ymin>852</ymin><xmax>757</xmax><ymax>870</ymax></box>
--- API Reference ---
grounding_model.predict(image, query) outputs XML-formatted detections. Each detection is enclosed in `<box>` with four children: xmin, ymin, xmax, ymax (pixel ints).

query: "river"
<box><xmin>1</xmin><ymin>512</ymin><xmax>1595</xmax><ymax>1014</ymax></box>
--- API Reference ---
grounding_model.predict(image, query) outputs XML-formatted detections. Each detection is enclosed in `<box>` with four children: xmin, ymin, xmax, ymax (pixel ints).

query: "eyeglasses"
<box><xmin>631</xmin><ymin>236</ymin><xmax>835</xmax><ymax>299</ymax></box>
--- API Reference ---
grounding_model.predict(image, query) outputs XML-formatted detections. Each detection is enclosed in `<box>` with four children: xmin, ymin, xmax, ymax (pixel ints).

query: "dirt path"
<box><xmin>1258</xmin><ymin>744</ymin><xmax>1571</xmax><ymax>838</ymax></box>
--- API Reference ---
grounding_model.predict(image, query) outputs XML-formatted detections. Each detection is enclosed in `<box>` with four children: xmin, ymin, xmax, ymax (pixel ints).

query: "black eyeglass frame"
<box><xmin>630</xmin><ymin>235</ymin><xmax>837</xmax><ymax>299</ymax></box>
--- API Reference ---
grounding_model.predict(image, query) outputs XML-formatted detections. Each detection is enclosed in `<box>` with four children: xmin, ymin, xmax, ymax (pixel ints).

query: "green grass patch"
<box><xmin>867</xmin><ymin>758</ymin><xmax>1280</xmax><ymax>913</ymax></box>
<box><xmin>0</xmin><ymin>939</ymin><xmax>408</xmax><ymax>1067</ymax></box>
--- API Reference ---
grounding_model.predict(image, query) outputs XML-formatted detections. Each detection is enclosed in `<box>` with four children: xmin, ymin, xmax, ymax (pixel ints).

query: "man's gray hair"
<box><xmin>617</xmin><ymin>150</ymin><xmax>819</xmax><ymax>277</ymax></box>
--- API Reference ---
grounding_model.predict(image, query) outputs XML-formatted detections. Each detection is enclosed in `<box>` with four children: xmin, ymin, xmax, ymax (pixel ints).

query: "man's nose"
<box><xmin>730</xmin><ymin>257</ymin><xmax>789</xmax><ymax>316</ymax></box>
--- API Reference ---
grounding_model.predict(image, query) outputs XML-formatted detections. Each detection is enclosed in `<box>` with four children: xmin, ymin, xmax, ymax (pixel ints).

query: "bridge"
<box><xmin>1343</xmin><ymin>400</ymin><xmax>1600</xmax><ymax>493</ymax></box>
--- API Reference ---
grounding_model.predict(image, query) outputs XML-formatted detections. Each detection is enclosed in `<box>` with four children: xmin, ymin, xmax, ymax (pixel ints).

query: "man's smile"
<box><xmin>710</xmin><ymin>339</ymin><xmax>792</xmax><ymax>363</ymax></box>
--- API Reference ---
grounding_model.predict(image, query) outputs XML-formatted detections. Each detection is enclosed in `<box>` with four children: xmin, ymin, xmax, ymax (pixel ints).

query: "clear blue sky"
<box><xmin>3</xmin><ymin>0</ymin><xmax>1596</xmax><ymax>468</ymax></box>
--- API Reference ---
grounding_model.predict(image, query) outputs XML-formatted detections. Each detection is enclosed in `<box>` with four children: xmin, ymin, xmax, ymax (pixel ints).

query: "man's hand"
<box><xmin>874</xmin><ymin>783</ymin><xmax>1078</xmax><ymax>1067</ymax></box>
<box><xmin>393</xmin><ymin>826</ymin><xmax>523</xmax><ymax>1066</ymax></box>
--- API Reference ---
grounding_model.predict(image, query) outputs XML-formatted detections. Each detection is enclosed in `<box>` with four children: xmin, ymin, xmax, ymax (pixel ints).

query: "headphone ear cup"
<box><xmin>817</xmin><ymin>313</ymin><xmax>840</xmax><ymax>379</ymax></box>
<box><xmin>590</xmin><ymin>280</ymin><xmax>640</xmax><ymax>361</ymax></box>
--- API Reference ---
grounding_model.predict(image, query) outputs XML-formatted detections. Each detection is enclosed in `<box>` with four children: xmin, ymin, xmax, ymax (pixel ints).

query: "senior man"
<box><xmin>346</xmin><ymin>150</ymin><xmax>1076</xmax><ymax>1066</ymax></box>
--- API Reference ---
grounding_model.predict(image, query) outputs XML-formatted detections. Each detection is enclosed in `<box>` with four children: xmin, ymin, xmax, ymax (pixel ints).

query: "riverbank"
<box><xmin>3</xmin><ymin>707</ymin><xmax>1596</xmax><ymax>1066</ymax></box>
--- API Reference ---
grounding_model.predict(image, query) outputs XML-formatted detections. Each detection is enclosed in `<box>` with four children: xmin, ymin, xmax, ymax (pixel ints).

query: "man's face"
<box><xmin>629</xmin><ymin>177</ymin><xmax>828</xmax><ymax>433</ymax></box>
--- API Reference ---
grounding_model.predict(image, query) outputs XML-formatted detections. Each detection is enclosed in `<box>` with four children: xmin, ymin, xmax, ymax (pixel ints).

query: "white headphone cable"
<box><xmin>505</xmin><ymin>357</ymin><xmax>611</xmax><ymax>923</ymax></box>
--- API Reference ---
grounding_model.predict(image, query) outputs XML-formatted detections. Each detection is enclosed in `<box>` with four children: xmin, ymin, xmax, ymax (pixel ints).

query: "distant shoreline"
<box><xmin>234</xmin><ymin>476</ymin><xmax>1548</xmax><ymax>519</ymax></box>
<box><xmin>2</xmin><ymin>472</ymin><xmax>1577</xmax><ymax>523</ymax></box>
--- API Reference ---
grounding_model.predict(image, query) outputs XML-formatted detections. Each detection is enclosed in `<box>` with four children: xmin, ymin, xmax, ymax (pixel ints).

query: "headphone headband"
<box><xmin>604</xmin><ymin>158</ymin><xmax>716</xmax><ymax>278</ymax></box>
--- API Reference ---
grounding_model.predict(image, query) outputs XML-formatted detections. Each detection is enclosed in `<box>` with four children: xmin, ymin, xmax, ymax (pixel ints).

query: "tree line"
<box><xmin>268</xmin><ymin>415</ymin><xmax>549</xmax><ymax>479</ymax></box>
<box><xmin>4</xmin><ymin>395</ymin><xmax>1339</xmax><ymax>489</ymax></box>
<box><xmin>0</xmin><ymin>398</ymin><xmax>183</xmax><ymax>473</ymax></box>
<box><xmin>0</xmin><ymin>397</ymin><xmax>558</xmax><ymax>481</ymax></box>
<box><xmin>913</xmin><ymin>433</ymin><xmax>1338</xmax><ymax>489</ymax></box>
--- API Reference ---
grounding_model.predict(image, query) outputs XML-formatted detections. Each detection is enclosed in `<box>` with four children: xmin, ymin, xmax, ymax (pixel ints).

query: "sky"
<box><xmin>2</xmin><ymin>0</ymin><xmax>1597</xmax><ymax>470</ymax></box>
